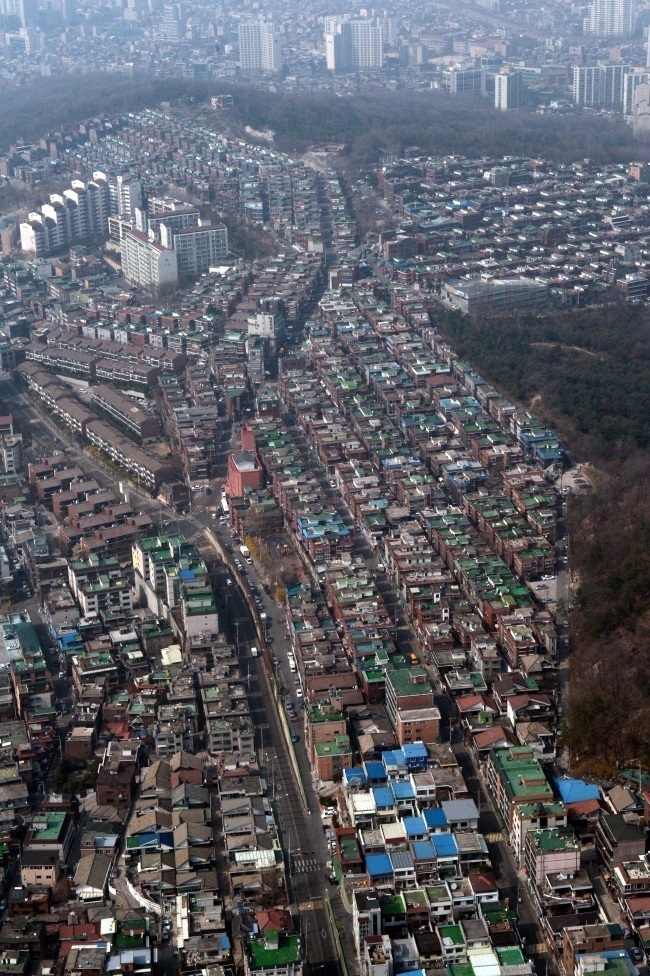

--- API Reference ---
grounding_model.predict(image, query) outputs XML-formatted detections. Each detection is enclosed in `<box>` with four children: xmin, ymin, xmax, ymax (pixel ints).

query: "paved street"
<box><xmin>203</xmin><ymin>538</ymin><xmax>356</xmax><ymax>976</ymax></box>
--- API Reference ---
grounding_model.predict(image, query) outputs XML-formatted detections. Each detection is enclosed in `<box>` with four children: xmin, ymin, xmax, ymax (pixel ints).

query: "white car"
<box><xmin>296</xmin><ymin>688</ymin><xmax>303</xmax><ymax>698</ymax></box>
<box><xmin>226</xmin><ymin>578</ymin><xmax>233</xmax><ymax>586</ymax></box>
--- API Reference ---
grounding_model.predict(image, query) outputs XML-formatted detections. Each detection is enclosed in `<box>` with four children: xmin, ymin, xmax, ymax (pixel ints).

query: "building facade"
<box><xmin>121</xmin><ymin>229</ymin><xmax>179</xmax><ymax>292</ymax></box>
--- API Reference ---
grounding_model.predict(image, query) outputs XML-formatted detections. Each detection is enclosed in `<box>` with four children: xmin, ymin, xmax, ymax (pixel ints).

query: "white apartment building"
<box><xmin>238</xmin><ymin>21</ymin><xmax>283</xmax><ymax>72</ymax></box>
<box><xmin>121</xmin><ymin>228</ymin><xmax>178</xmax><ymax>292</ymax></box>
<box><xmin>159</xmin><ymin>221</ymin><xmax>228</xmax><ymax>277</ymax></box>
<box><xmin>573</xmin><ymin>63</ymin><xmax>629</xmax><ymax>107</ymax></box>
<box><xmin>351</xmin><ymin>18</ymin><xmax>383</xmax><ymax>69</ymax></box>
<box><xmin>20</xmin><ymin>175</ymin><xmax>110</xmax><ymax>256</ymax></box>
<box><xmin>584</xmin><ymin>0</ymin><xmax>635</xmax><ymax>35</ymax></box>
<box><xmin>106</xmin><ymin>173</ymin><xmax>143</xmax><ymax>219</ymax></box>
<box><xmin>326</xmin><ymin>17</ymin><xmax>383</xmax><ymax>71</ymax></box>
<box><xmin>495</xmin><ymin>70</ymin><xmax>524</xmax><ymax>110</ymax></box>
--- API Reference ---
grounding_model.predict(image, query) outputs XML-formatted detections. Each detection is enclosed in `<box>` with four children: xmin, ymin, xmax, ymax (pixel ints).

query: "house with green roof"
<box><xmin>246</xmin><ymin>931</ymin><xmax>302</xmax><ymax>976</ymax></box>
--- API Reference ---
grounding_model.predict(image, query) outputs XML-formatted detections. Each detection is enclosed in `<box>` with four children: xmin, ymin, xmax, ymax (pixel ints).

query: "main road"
<box><xmin>194</xmin><ymin>526</ymin><xmax>358</xmax><ymax>976</ymax></box>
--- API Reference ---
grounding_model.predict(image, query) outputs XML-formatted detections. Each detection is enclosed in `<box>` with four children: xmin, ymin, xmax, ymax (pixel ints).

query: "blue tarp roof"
<box><xmin>554</xmin><ymin>776</ymin><xmax>600</xmax><ymax>804</ymax></box>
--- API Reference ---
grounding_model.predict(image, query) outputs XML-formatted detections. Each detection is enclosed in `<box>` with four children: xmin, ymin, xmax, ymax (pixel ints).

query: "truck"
<box><xmin>220</xmin><ymin>497</ymin><xmax>229</xmax><ymax>515</ymax></box>
<box><xmin>240</xmin><ymin>544</ymin><xmax>252</xmax><ymax>564</ymax></box>
<box><xmin>250</xmin><ymin>645</ymin><xmax>258</xmax><ymax>658</ymax></box>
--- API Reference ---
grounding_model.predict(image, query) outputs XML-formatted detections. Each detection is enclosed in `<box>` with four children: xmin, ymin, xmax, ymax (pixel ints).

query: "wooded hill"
<box><xmin>436</xmin><ymin>304</ymin><xmax>650</xmax><ymax>773</ymax></box>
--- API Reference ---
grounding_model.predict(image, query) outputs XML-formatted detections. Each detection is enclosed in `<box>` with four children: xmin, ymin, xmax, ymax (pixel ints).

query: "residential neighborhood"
<box><xmin>0</xmin><ymin>97</ymin><xmax>646</xmax><ymax>976</ymax></box>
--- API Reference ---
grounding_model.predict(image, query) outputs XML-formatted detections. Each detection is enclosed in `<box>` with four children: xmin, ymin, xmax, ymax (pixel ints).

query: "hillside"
<box><xmin>436</xmin><ymin>304</ymin><xmax>650</xmax><ymax>772</ymax></box>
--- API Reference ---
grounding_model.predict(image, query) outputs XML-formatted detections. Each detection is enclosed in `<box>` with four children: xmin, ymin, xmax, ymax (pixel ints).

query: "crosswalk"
<box><xmin>291</xmin><ymin>856</ymin><xmax>322</xmax><ymax>874</ymax></box>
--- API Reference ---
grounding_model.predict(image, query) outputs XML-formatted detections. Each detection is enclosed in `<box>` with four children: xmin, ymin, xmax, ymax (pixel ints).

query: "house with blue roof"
<box><xmin>410</xmin><ymin>840</ymin><xmax>438</xmax><ymax>883</ymax></box>
<box><xmin>392</xmin><ymin>780</ymin><xmax>417</xmax><ymax>815</ymax></box>
<box><xmin>424</xmin><ymin>807</ymin><xmax>449</xmax><ymax>834</ymax></box>
<box><xmin>402</xmin><ymin>742</ymin><xmax>429</xmax><ymax>769</ymax></box>
<box><xmin>364</xmin><ymin>761</ymin><xmax>387</xmax><ymax>786</ymax></box>
<box><xmin>373</xmin><ymin>786</ymin><xmax>396</xmax><ymax>818</ymax></box>
<box><xmin>383</xmin><ymin>749</ymin><xmax>408</xmax><ymax>780</ymax></box>
<box><xmin>433</xmin><ymin>833</ymin><xmax>459</xmax><ymax>874</ymax></box>
<box><xmin>366</xmin><ymin>853</ymin><xmax>393</xmax><ymax>882</ymax></box>
<box><xmin>403</xmin><ymin>816</ymin><xmax>428</xmax><ymax>842</ymax></box>
<box><xmin>343</xmin><ymin>767</ymin><xmax>367</xmax><ymax>790</ymax></box>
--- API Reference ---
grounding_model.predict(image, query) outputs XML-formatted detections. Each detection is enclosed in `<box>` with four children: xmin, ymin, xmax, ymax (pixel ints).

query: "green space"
<box><xmin>436</xmin><ymin>303</ymin><xmax>650</xmax><ymax>773</ymax></box>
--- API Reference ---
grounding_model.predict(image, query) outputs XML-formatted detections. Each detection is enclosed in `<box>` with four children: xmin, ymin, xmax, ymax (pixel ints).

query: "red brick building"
<box><xmin>226</xmin><ymin>449</ymin><xmax>263</xmax><ymax>498</ymax></box>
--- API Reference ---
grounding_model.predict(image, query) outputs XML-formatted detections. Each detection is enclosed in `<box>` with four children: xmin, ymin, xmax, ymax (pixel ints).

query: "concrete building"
<box><xmin>238</xmin><ymin>21</ymin><xmax>283</xmax><ymax>72</ymax></box>
<box><xmin>584</xmin><ymin>0</ymin><xmax>635</xmax><ymax>36</ymax></box>
<box><xmin>159</xmin><ymin>221</ymin><xmax>228</xmax><ymax>277</ymax></box>
<box><xmin>120</xmin><ymin>229</ymin><xmax>178</xmax><ymax>293</ymax></box>
<box><xmin>351</xmin><ymin>18</ymin><xmax>383</xmax><ymax>69</ymax></box>
<box><xmin>485</xmin><ymin>745</ymin><xmax>554</xmax><ymax>835</ymax></box>
<box><xmin>20</xmin><ymin>176</ymin><xmax>110</xmax><ymax>256</ymax></box>
<box><xmin>326</xmin><ymin>17</ymin><xmax>383</xmax><ymax>72</ymax></box>
<box><xmin>90</xmin><ymin>385</ymin><xmax>161</xmax><ymax>441</ymax></box>
<box><xmin>1</xmin><ymin>434</ymin><xmax>22</xmax><ymax>474</ymax></box>
<box><xmin>495</xmin><ymin>70</ymin><xmax>524</xmax><ymax>110</ymax></box>
<box><xmin>385</xmin><ymin>668</ymin><xmax>435</xmax><ymax>727</ymax></box>
<box><xmin>107</xmin><ymin>173</ymin><xmax>143</xmax><ymax>219</ymax></box>
<box><xmin>444</xmin><ymin>277</ymin><xmax>548</xmax><ymax>315</ymax></box>
<box><xmin>442</xmin><ymin>66</ymin><xmax>486</xmax><ymax>95</ymax></box>
<box><xmin>19</xmin><ymin>850</ymin><xmax>61</xmax><ymax>889</ymax></box>
<box><xmin>573</xmin><ymin>64</ymin><xmax>628</xmax><ymax>107</ymax></box>
<box><xmin>326</xmin><ymin>20</ymin><xmax>355</xmax><ymax>72</ymax></box>
<box><xmin>524</xmin><ymin>827</ymin><xmax>581</xmax><ymax>886</ymax></box>
<box><xmin>623</xmin><ymin>69</ymin><xmax>650</xmax><ymax>113</ymax></box>
<box><xmin>634</xmin><ymin>82</ymin><xmax>650</xmax><ymax>137</ymax></box>
<box><xmin>227</xmin><ymin>449</ymin><xmax>263</xmax><ymax>498</ymax></box>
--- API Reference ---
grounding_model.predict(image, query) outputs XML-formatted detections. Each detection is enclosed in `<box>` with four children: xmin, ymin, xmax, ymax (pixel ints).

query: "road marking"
<box><xmin>485</xmin><ymin>832</ymin><xmax>505</xmax><ymax>842</ymax></box>
<box><xmin>292</xmin><ymin>857</ymin><xmax>321</xmax><ymax>874</ymax></box>
<box><xmin>298</xmin><ymin>899</ymin><xmax>324</xmax><ymax>911</ymax></box>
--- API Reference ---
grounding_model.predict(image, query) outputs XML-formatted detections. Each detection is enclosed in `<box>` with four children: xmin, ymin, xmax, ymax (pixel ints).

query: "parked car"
<box><xmin>291</xmin><ymin>734</ymin><xmax>299</xmax><ymax>743</ymax></box>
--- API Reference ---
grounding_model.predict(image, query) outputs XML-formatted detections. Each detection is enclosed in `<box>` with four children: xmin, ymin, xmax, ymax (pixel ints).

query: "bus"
<box><xmin>220</xmin><ymin>497</ymin><xmax>229</xmax><ymax>515</ymax></box>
